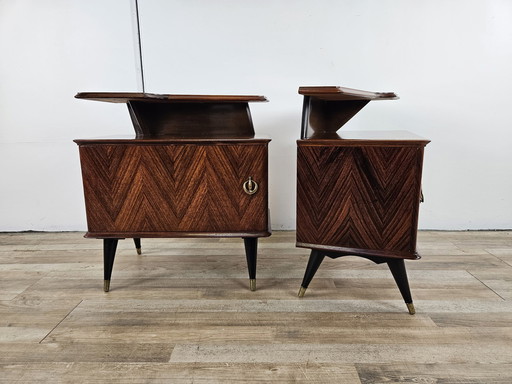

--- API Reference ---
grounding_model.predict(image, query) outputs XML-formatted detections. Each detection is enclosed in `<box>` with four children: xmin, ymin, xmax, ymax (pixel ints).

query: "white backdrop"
<box><xmin>1</xmin><ymin>0</ymin><xmax>511</xmax><ymax>231</ymax></box>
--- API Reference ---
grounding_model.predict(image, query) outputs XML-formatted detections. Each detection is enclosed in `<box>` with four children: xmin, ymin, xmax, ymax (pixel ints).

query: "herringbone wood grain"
<box><xmin>297</xmin><ymin>144</ymin><xmax>424</xmax><ymax>258</ymax></box>
<box><xmin>78</xmin><ymin>143</ymin><xmax>268</xmax><ymax>235</ymax></box>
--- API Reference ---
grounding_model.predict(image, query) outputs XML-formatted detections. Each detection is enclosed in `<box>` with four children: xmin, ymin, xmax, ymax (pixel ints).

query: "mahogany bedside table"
<box><xmin>74</xmin><ymin>92</ymin><xmax>270</xmax><ymax>292</ymax></box>
<box><xmin>296</xmin><ymin>86</ymin><xmax>429</xmax><ymax>314</ymax></box>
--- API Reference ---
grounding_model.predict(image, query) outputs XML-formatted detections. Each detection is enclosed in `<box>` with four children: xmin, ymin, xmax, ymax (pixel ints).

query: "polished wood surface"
<box><xmin>297</xmin><ymin>140</ymin><xmax>426</xmax><ymax>259</ymax></box>
<box><xmin>77</xmin><ymin>141</ymin><xmax>269</xmax><ymax>237</ymax></box>
<box><xmin>75</xmin><ymin>92</ymin><xmax>271</xmax><ymax>291</ymax></box>
<box><xmin>301</xmin><ymin>130</ymin><xmax>430</xmax><ymax>146</ymax></box>
<box><xmin>127</xmin><ymin>101</ymin><xmax>257</xmax><ymax>138</ymax></box>
<box><xmin>74</xmin><ymin>137</ymin><xmax>271</xmax><ymax>144</ymax></box>
<box><xmin>1</xmin><ymin>231</ymin><xmax>512</xmax><ymax>383</ymax></box>
<box><xmin>75</xmin><ymin>92</ymin><xmax>268</xmax><ymax>103</ymax></box>
<box><xmin>298</xmin><ymin>86</ymin><xmax>398</xmax><ymax>100</ymax></box>
<box><xmin>296</xmin><ymin>86</ymin><xmax>429</xmax><ymax>312</ymax></box>
<box><xmin>299</xmin><ymin>86</ymin><xmax>397</xmax><ymax>140</ymax></box>
<box><xmin>76</xmin><ymin>92</ymin><xmax>268</xmax><ymax>138</ymax></box>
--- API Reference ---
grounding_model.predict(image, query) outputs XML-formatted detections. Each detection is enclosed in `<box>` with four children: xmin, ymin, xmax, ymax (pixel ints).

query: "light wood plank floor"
<box><xmin>1</xmin><ymin>231</ymin><xmax>511</xmax><ymax>383</ymax></box>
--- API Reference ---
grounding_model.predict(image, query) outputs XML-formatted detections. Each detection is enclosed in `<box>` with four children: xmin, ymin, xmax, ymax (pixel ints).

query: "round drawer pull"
<box><xmin>243</xmin><ymin>177</ymin><xmax>258</xmax><ymax>195</ymax></box>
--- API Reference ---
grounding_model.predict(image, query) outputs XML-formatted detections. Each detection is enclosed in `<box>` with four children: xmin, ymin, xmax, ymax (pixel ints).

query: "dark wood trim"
<box><xmin>133</xmin><ymin>238</ymin><xmax>141</xmax><ymax>253</ymax></box>
<box><xmin>296</xmin><ymin>242</ymin><xmax>421</xmax><ymax>260</ymax></box>
<box><xmin>387</xmin><ymin>258</ymin><xmax>414</xmax><ymax>305</ymax></box>
<box><xmin>298</xmin><ymin>86</ymin><xmax>398</xmax><ymax>101</ymax></box>
<box><xmin>127</xmin><ymin>101</ymin><xmax>146</xmax><ymax>137</ymax></box>
<box><xmin>86</xmin><ymin>231</ymin><xmax>271</xmax><ymax>239</ymax></box>
<box><xmin>75</xmin><ymin>92</ymin><xmax>268</xmax><ymax>103</ymax></box>
<box><xmin>297</xmin><ymin>131</ymin><xmax>430</xmax><ymax>147</ymax></box>
<box><xmin>300</xmin><ymin>96</ymin><xmax>310</xmax><ymax>140</ymax></box>
<box><xmin>298</xmin><ymin>140</ymin><xmax>430</xmax><ymax>147</ymax></box>
<box><xmin>243</xmin><ymin>238</ymin><xmax>258</xmax><ymax>281</ymax></box>
<box><xmin>300</xmin><ymin>250</ymin><xmax>325</xmax><ymax>289</ymax></box>
<box><xmin>103</xmin><ymin>238</ymin><xmax>118</xmax><ymax>283</ymax></box>
<box><xmin>305</xmin><ymin>98</ymin><xmax>369</xmax><ymax>139</ymax></box>
<box><xmin>74</xmin><ymin>138</ymin><xmax>271</xmax><ymax>145</ymax></box>
<box><xmin>298</xmin><ymin>85</ymin><xmax>399</xmax><ymax>139</ymax></box>
<box><xmin>124</xmin><ymin>100</ymin><xmax>257</xmax><ymax>138</ymax></box>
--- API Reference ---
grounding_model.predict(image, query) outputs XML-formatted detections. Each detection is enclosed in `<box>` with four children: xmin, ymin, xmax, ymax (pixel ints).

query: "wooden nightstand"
<box><xmin>296</xmin><ymin>86</ymin><xmax>429</xmax><ymax>314</ymax></box>
<box><xmin>74</xmin><ymin>93</ymin><xmax>270</xmax><ymax>292</ymax></box>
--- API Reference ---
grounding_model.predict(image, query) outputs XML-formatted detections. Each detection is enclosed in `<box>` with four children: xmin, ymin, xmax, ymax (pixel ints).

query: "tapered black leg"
<box><xmin>387</xmin><ymin>259</ymin><xmax>415</xmax><ymax>315</ymax></box>
<box><xmin>243</xmin><ymin>237</ymin><xmax>258</xmax><ymax>291</ymax></box>
<box><xmin>103</xmin><ymin>239</ymin><xmax>118</xmax><ymax>292</ymax></box>
<box><xmin>298</xmin><ymin>250</ymin><xmax>325</xmax><ymax>297</ymax></box>
<box><xmin>133</xmin><ymin>238</ymin><xmax>142</xmax><ymax>255</ymax></box>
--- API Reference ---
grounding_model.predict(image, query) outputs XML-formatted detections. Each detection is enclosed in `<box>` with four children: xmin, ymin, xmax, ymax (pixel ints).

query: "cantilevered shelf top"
<box><xmin>75</xmin><ymin>92</ymin><xmax>268</xmax><ymax>138</ymax></box>
<box><xmin>299</xmin><ymin>86</ymin><xmax>398</xmax><ymax>101</ymax></box>
<box><xmin>299</xmin><ymin>86</ymin><xmax>398</xmax><ymax>139</ymax></box>
<box><xmin>75</xmin><ymin>92</ymin><xmax>268</xmax><ymax>103</ymax></box>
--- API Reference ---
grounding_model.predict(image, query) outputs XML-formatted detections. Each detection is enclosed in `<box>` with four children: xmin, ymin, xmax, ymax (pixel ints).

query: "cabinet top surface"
<box><xmin>74</xmin><ymin>136</ymin><xmax>271</xmax><ymax>145</ymax></box>
<box><xmin>298</xmin><ymin>130</ymin><xmax>429</xmax><ymax>145</ymax></box>
<box><xmin>75</xmin><ymin>92</ymin><xmax>268</xmax><ymax>103</ymax></box>
<box><xmin>299</xmin><ymin>86</ymin><xmax>398</xmax><ymax>101</ymax></box>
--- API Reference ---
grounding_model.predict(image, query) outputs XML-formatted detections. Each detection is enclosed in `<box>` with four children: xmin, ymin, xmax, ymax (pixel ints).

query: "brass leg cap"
<box><xmin>249</xmin><ymin>279</ymin><xmax>256</xmax><ymax>291</ymax></box>
<box><xmin>136</xmin><ymin>248</ymin><xmax>142</xmax><ymax>255</ymax></box>
<box><xmin>406</xmin><ymin>302</ymin><xmax>415</xmax><ymax>315</ymax></box>
<box><xmin>298</xmin><ymin>286</ymin><xmax>307</xmax><ymax>298</ymax></box>
<box><xmin>104</xmin><ymin>280</ymin><xmax>110</xmax><ymax>292</ymax></box>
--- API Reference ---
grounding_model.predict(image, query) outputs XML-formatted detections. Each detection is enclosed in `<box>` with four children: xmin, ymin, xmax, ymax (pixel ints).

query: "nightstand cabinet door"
<box><xmin>297</xmin><ymin>144</ymin><xmax>425</xmax><ymax>259</ymax></box>
<box><xmin>79</xmin><ymin>143</ymin><xmax>268</xmax><ymax>235</ymax></box>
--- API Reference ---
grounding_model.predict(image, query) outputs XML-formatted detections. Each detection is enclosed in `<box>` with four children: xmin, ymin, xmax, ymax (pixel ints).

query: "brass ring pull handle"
<box><xmin>243</xmin><ymin>177</ymin><xmax>258</xmax><ymax>195</ymax></box>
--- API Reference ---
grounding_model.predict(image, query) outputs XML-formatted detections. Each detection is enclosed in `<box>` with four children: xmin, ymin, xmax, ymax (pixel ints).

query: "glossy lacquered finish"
<box><xmin>296</xmin><ymin>86</ymin><xmax>429</xmax><ymax>314</ymax></box>
<box><xmin>75</xmin><ymin>93</ymin><xmax>270</xmax><ymax>292</ymax></box>
<box><xmin>297</xmin><ymin>137</ymin><xmax>426</xmax><ymax>260</ymax></box>
<box><xmin>77</xmin><ymin>140</ymin><xmax>270</xmax><ymax>238</ymax></box>
<box><xmin>299</xmin><ymin>86</ymin><xmax>398</xmax><ymax>140</ymax></box>
<box><xmin>75</xmin><ymin>92</ymin><xmax>267</xmax><ymax>139</ymax></box>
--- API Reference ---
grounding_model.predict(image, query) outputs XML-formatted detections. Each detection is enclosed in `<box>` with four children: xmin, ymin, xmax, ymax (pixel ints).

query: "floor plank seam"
<box><xmin>38</xmin><ymin>300</ymin><xmax>83</xmax><ymax>344</ymax></box>
<box><xmin>487</xmin><ymin>250</ymin><xmax>512</xmax><ymax>268</ymax></box>
<box><xmin>2</xmin><ymin>232</ymin><xmax>512</xmax><ymax>381</ymax></box>
<box><xmin>466</xmin><ymin>270</ymin><xmax>506</xmax><ymax>301</ymax></box>
<box><xmin>12</xmin><ymin>272</ymin><xmax>50</xmax><ymax>302</ymax></box>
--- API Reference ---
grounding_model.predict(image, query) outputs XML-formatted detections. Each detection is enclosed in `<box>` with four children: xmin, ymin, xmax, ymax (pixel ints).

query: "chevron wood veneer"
<box><xmin>295</xmin><ymin>86</ymin><xmax>429</xmax><ymax>314</ymax></box>
<box><xmin>297</xmin><ymin>143</ymin><xmax>425</xmax><ymax>259</ymax></box>
<box><xmin>78</xmin><ymin>141</ymin><xmax>269</xmax><ymax>237</ymax></box>
<box><xmin>296</xmin><ymin>136</ymin><xmax>428</xmax><ymax>314</ymax></box>
<box><xmin>74</xmin><ymin>92</ymin><xmax>270</xmax><ymax>293</ymax></box>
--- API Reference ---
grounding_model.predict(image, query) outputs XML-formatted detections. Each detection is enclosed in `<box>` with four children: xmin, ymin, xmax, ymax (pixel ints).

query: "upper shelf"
<box><xmin>75</xmin><ymin>92</ymin><xmax>268</xmax><ymax>139</ymax></box>
<box><xmin>75</xmin><ymin>92</ymin><xmax>268</xmax><ymax>103</ymax></box>
<box><xmin>299</xmin><ymin>86</ymin><xmax>398</xmax><ymax>139</ymax></box>
<box><xmin>299</xmin><ymin>86</ymin><xmax>398</xmax><ymax>101</ymax></box>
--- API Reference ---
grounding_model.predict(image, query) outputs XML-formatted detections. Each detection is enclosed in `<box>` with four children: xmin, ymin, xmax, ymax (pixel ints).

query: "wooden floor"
<box><xmin>1</xmin><ymin>231</ymin><xmax>512</xmax><ymax>383</ymax></box>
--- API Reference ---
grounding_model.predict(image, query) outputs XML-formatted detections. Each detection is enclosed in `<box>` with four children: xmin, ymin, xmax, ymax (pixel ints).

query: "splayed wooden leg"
<box><xmin>244</xmin><ymin>238</ymin><xmax>258</xmax><ymax>291</ymax></box>
<box><xmin>298</xmin><ymin>250</ymin><xmax>325</xmax><ymax>298</ymax></box>
<box><xmin>387</xmin><ymin>259</ymin><xmax>415</xmax><ymax>315</ymax></box>
<box><xmin>133</xmin><ymin>238</ymin><xmax>141</xmax><ymax>255</ymax></box>
<box><xmin>103</xmin><ymin>239</ymin><xmax>118</xmax><ymax>292</ymax></box>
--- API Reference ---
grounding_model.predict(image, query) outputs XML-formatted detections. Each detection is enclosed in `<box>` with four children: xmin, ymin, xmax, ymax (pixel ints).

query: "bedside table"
<box><xmin>75</xmin><ymin>93</ymin><xmax>270</xmax><ymax>292</ymax></box>
<box><xmin>296</xmin><ymin>86</ymin><xmax>429</xmax><ymax>314</ymax></box>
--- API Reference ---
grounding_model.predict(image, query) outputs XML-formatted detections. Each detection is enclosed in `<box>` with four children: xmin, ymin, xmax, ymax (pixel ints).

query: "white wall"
<box><xmin>1</xmin><ymin>0</ymin><xmax>511</xmax><ymax>231</ymax></box>
<box><xmin>0</xmin><ymin>0</ymin><xmax>138</xmax><ymax>231</ymax></box>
